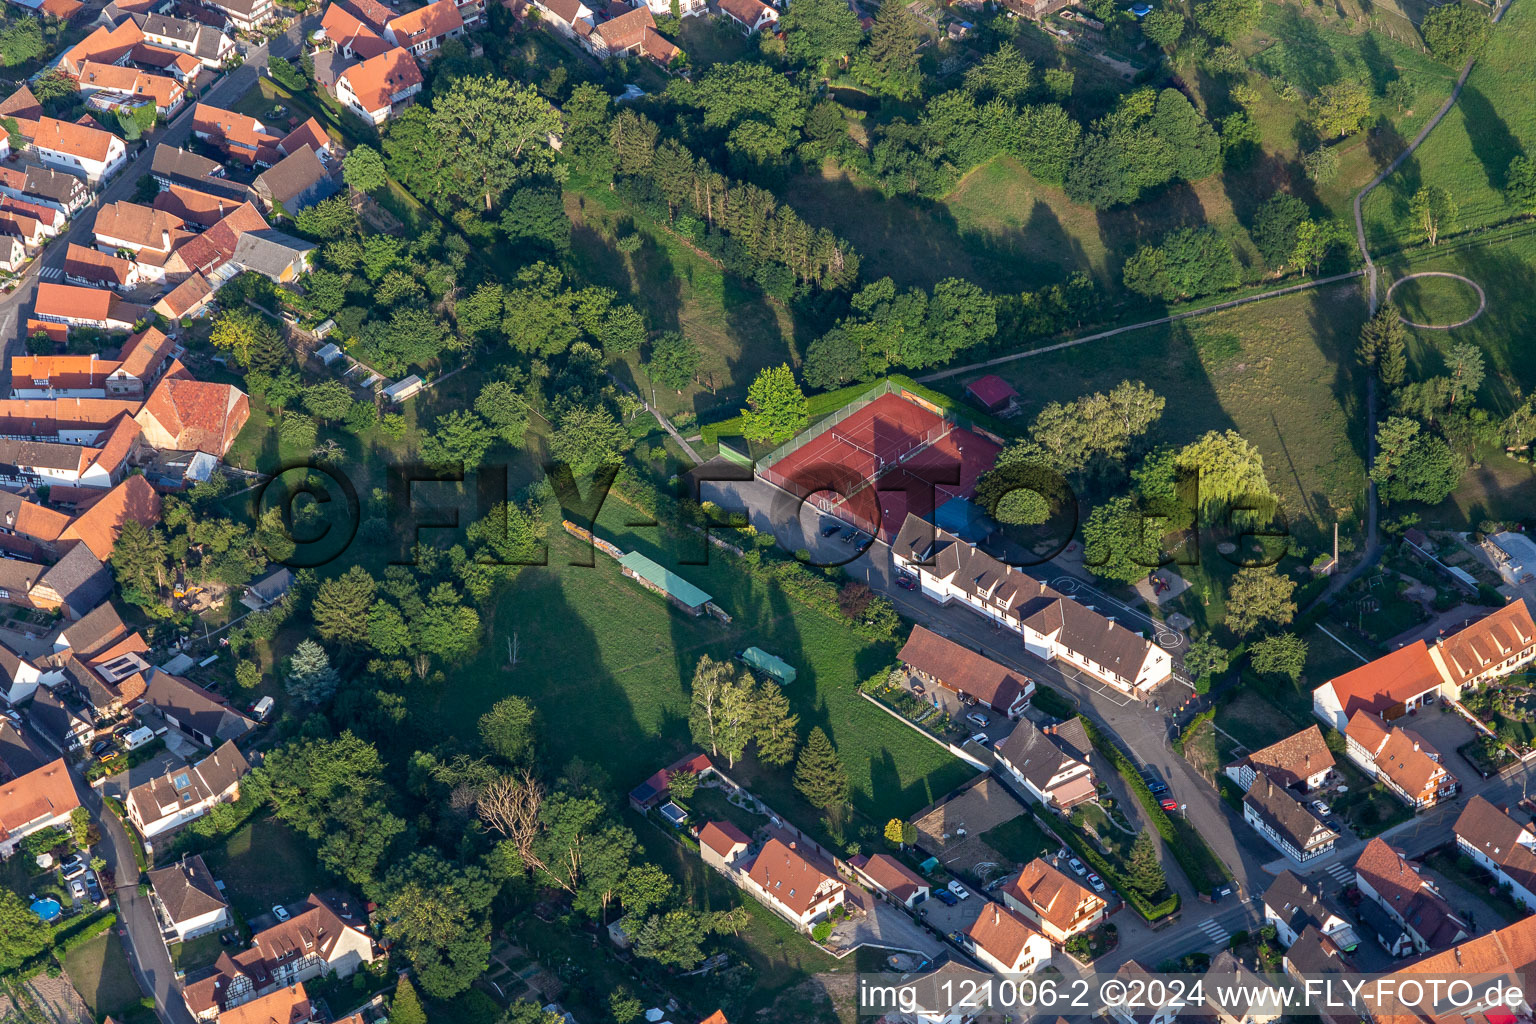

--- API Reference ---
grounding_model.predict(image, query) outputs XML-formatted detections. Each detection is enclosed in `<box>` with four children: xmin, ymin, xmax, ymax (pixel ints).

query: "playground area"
<box><xmin>758</xmin><ymin>392</ymin><xmax>1001</xmax><ymax>541</ymax></box>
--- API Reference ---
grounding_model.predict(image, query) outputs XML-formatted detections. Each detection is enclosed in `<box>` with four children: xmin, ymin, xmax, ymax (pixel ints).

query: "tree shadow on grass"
<box><xmin>1458</xmin><ymin>85</ymin><xmax>1523</xmax><ymax>192</ymax></box>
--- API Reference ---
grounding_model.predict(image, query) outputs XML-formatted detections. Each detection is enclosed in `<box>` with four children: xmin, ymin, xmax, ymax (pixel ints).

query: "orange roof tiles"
<box><xmin>35</xmin><ymin>283</ymin><xmax>115</xmax><ymax>323</ymax></box>
<box><xmin>118</xmin><ymin>327</ymin><xmax>174</xmax><ymax>379</ymax></box>
<box><xmin>216</xmin><ymin>985</ymin><xmax>311</xmax><ymax>1024</ymax></box>
<box><xmin>0</xmin><ymin>759</ymin><xmax>79</xmax><ymax>841</ymax></box>
<box><xmin>337</xmin><ymin>47</ymin><xmax>421</xmax><ymax>114</ymax></box>
<box><xmin>77</xmin><ymin>62</ymin><xmax>184</xmax><ymax>109</ymax></box>
<box><xmin>25</xmin><ymin>320</ymin><xmax>68</xmax><ymax>346</ymax></box>
<box><xmin>0</xmin><ymin>398</ymin><xmax>141</xmax><ymax>438</ymax></box>
<box><xmin>386</xmin><ymin>0</ymin><xmax>462</xmax><ymax>47</ymax></box>
<box><xmin>154</xmin><ymin>272</ymin><xmax>214</xmax><ymax>319</ymax></box>
<box><xmin>136</xmin><ymin>375</ymin><xmax>249</xmax><ymax>455</ymax></box>
<box><xmin>322</xmin><ymin>2</ymin><xmax>391</xmax><ymax>56</ymax></box>
<box><xmin>23</xmin><ymin>116</ymin><xmax>122</xmax><ymax>163</ymax></box>
<box><xmin>965</xmin><ymin>902</ymin><xmax>1043</xmax><ymax>969</ymax></box>
<box><xmin>698</xmin><ymin>820</ymin><xmax>749</xmax><ymax>859</ymax></box>
<box><xmin>95</xmin><ymin>200</ymin><xmax>190</xmax><ymax>252</ymax></box>
<box><xmin>153</xmin><ymin>183</ymin><xmax>241</xmax><ymax>228</ymax></box>
<box><xmin>746</xmin><ymin>837</ymin><xmax>843</xmax><ymax>918</ymax></box>
<box><xmin>192</xmin><ymin>102</ymin><xmax>281</xmax><ymax>162</ymax></box>
<box><xmin>59</xmin><ymin>21</ymin><xmax>145</xmax><ymax>76</ymax></box>
<box><xmin>62</xmin><ymin>475</ymin><xmax>161</xmax><ymax>560</ymax></box>
<box><xmin>1434</xmin><ymin>600</ymin><xmax>1536</xmax><ymax>687</ymax></box>
<box><xmin>279</xmin><ymin>118</ymin><xmax>331</xmax><ymax>159</ymax></box>
<box><xmin>1323</xmin><ymin>641</ymin><xmax>1446</xmax><ymax>721</ymax></box>
<box><xmin>0</xmin><ymin>85</ymin><xmax>41</xmax><ymax>120</ymax></box>
<box><xmin>338</xmin><ymin>0</ymin><xmax>394</xmax><ymax>29</ymax></box>
<box><xmin>1003</xmin><ymin>857</ymin><xmax>1105</xmax><ymax>935</ymax></box>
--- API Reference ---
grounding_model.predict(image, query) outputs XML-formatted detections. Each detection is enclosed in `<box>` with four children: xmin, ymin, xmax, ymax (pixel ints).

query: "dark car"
<box><xmin>932</xmin><ymin>889</ymin><xmax>959</xmax><ymax>906</ymax></box>
<box><xmin>896</xmin><ymin>574</ymin><xmax>917</xmax><ymax>591</ymax></box>
<box><xmin>820</xmin><ymin>522</ymin><xmax>842</xmax><ymax>537</ymax></box>
<box><xmin>90</xmin><ymin>739</ymin><xmax>113</xmax><ymax>756</ymax></box>
<box><xmin>841</xmin><ymin>529</ymin><xmax>861</xmax><ymax>545</ymax></box>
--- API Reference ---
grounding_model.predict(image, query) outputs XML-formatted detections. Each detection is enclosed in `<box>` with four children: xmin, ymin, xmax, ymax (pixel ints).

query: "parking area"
<box><xmin>893</xmin><ymin>665</ymin><xmax>1021</xmax><ymax>748</ymax></box>
<box><xmin>100</xmin><ymin>749</ymin><xmax>185</xmax><ymax>801</ymax></box>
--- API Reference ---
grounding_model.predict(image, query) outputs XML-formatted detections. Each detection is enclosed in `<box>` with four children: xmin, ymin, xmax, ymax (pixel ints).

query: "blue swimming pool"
<box><xmin>30</xmin><ymin>897</ymin><xmax>61</xmax><ymax>923</ymax></box>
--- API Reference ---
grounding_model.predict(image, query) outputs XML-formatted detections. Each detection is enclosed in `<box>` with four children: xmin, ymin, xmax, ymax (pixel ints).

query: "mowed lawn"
<box><xmin>564</xmin><ymin>186</ymin><xmax>804</xmax><ymax>423</ymax></box>
<box><xmin>200</xmin><ymin>817</ymin><xmax>337</xmax><ymax>921</ymax></box>
<box><xmin>1362</xmin><ymin>0</ymin><xmax>1536</xmax><ymax>251</ymax></box>
<box><xmin>1376</xmin><ymin>229</ymin><xmax>1536</xmax><ymax>526</ymax></box>
<box><xmin>64</xmin><ymin>932</ymin><xmax>143</xmax><ymax>1020</ymax></box>
<box><xmin>414</xmin><ymin>506</ymin><xmax>974</xmax><ymax>831</ymax></box>
<box><xmin>935</xmin><ymin>284</ymin><xmax>1371</xmax><ymax>542</ymax></box>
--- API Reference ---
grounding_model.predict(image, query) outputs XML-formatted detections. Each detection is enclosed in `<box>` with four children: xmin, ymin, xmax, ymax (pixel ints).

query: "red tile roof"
<box><xmin>321</xmin><ymin>3</ymin><xmax>391</xmax><ymax>57</ymax></box>
<box><xmin>337</xmin><ymin>47</ymin><xmax>421</xmax><ymax>114</ymax></box>
<box><xmin>1433</xmin><ymin>600</ymin><xmax>1536</xmax><ymax>687</ymax></box>
<box><xmin>76</xmin><ymin>62</ymin><xmax>184</xmax><ymax>109</ymax></box>
<box><xmin>965</xmin><ymin>901</ymin><xmax>1042</xmax><ymax>969</ymax></box>
<box><xmin>62</xmin><ymin>475</ymin><xmax>161</xmax><ymax>560</ymax></box>
<box><xmin>746</xmin><ymin>837</ymin><xmax>842</xmax><ymax>917</ymax></box>
<box><xmin>386</xmin><ymin>0</ymin><xmax>462</xmax><ymax>47</ymax></box>
<box><xmin>35</xmin><ymin>283</ymin><xmax>115</xmax><ymax>323</ymax></box>
<box><xmin>59</xmin><ymin>20</ymin><xmax>145</xmax><ymax>76</ymax></box>
<box><xmin>63</xmin><ymin>243</ymin><xmax>134</xmax><ymax>288</ymax></box>
<box><xmin>0</xmin><ymin>759</ymin><xmax>79</xmax><ymax>842</ymax></box>
<box><xmin>23</xmin><ymin>116</ymin><xmax>122</xmax><ymax>163</ymax></box>
<box><xmin>136</xmin><ymin>375</ymin><xmax>249</xmax><ymax>455</ymax></box>
<box><xmin>698</xmin><ymin>820</ymin><xmax>749</xmax><ymax>859</ymax></box>
<box><xmin>1323</xmin><ymin>641</ymin><xmax>1445</xmax><ymax>721</ymax></box>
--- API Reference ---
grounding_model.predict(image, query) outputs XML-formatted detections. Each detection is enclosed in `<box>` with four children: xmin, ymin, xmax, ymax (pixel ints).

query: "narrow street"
<box><xmin>701</xmin><ymin>473</ymin><xmax>1536</xmax><ymax>971</ymax></box>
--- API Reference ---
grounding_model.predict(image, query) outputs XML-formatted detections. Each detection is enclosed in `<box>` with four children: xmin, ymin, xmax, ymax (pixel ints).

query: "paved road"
<box><xmin>0</xmin><ymin>17</ymin><xmax>312</xmax><ymax>356</ymax></box>
<box><xmin>7</xmin><ymin>22</ymin><xmax>313</xmax><ymax>1024</ymax></box>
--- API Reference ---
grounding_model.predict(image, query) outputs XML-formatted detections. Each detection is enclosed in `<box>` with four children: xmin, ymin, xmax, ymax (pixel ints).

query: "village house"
<box><xmin>1101</xmin><ymin>961</ymin><xmax>1183</xmax><ymax>1024</ymax></box>
<box><xmin>320</xmin><ymin>2</ymin><xmax>391</xmax><ymax>58</ymax></box>
<box><xmin>27</xmin><ymin>686</ymin><xmax>94</xmax><ymax>750</ymax></box>
<box><xmin>1313</xmin><ymin>600</ymin><xmax>1536</xmax><ymax>729</ymax></box>
<box><xmin>134</xmin><ymin>369</ymin><xmax>251</xmax><ymax>457</ymax></box>
<box><xmin>1372</xmin><ymin>908</ymin><xmax>1536</xmax><ymax>1024</ymax></box>
<box><xmin>1452</xmin><ymin>797</ymin><xmax>1536</xmax><ymax>915</ymax></box>
<box><xmin>64</xmin><ymin>243</ymin><xmax>141</xmax><ymax>291</ymax></box>
<box><xmin>1000</xmin><ymin>857</ymin><xmax>1107</xmax><ymax>943</ymax></box>
<box><xmin>0</xmin><ymin>235</ymin><xmax>23</xmax><ymax>272</ymax></box>
<box><xmin>963</xmin><ymin>901</ymin><xmax>1052</xmax><ymax>975</ymax></box>
<box><xmin>151</xmin><ymin>144</ymin><xmax>255</xmax><ymax>205</ymax></box>
<box><xmin>1223</xmin><ymin>725</ymin><xmax>1334</xmax><ymax>794</ymax></box>
<box><xmin>13</xmin><ymin>327</ymin><xmax>175</xmax><ymax>401</ymax></box>
<box><xmin>531</xmin><ymin>0</ymin><xmax>594</xmax><ymax>37</ymax></box>
<box><xmin>142</xmin><ymin>670</ymin><xmax>256</xmax><ymax>748</ymax></box>
<box><xmin>0</xmin><ymin>163</ymin><xmax>92</xmax><ymax>217</ymax></box>
<box><xmin>1353</xmin><ymin>838</ymin><xmax>1468</xmax><ymax>955</ymax></box>
<box><xmin>742</xmin><ymin>836</ymin><xmax>845</xmax><ymax>932</ymax></box>
<box><xmin>30</xmin><ymin>545</ymin><xmax>115</xmax><ymax>620</ymax></box>
<box><xmin>632</xmin><ymin>0</ymin><xmax>704</xmax><ymax>15</ymax></box>
<box><xmin>196</xmin><ymin>0</ymin><xmax>275</xmax><ymax>34</ymax></box>
<box><xmin>18</xmin><ymin>116</ymin><xmax>128</xmax><ymax>184</ymax></box>
<box><xmin>252</xmin><ymin>147</ymin><xmax>337</xmax><ymax>217</ymax></box>
<box><xmin>847</xmin><ymin>852</ymin><xmax>929</xmax><ymax>909</ymax></box>
<box><xmin>127</xmin><ymin>739</ymin><xmax>251</xmax><ymax>840</ymax></box>
<box><xmin>0</xmin><ymin>490</ymin><xmax>74</xmax><ymax>562</ymax></box>
<box><xmin>58</xmin><ymin>19</ymin><xmax>146</xmax><ymax>77</ymax></box>
<box><xmin>76</xmin><ymin>61</ymin><xmax>186</xmax><ymax>116</ymax></box>
<box><xmin>1344</xmin><ymin>711</ymin><xmax>1458</xmax><ymax>810</ymax></box>
<box><xmin>586</xmin><ymin>6</ymin><xmax>679</xmax><ymax>63</ymax></box>
<box><xmin>334</xmin><ymin>47</ymin><xmax>422</xmax><ymax>125</ymax></box>
<box><xmin>181</xmin><ymin>896</ymin><xmax>376</xmax><ymax>1020</ymax></box>
<box><xmin>0</xmin><ymin>641</ymin><xmax>46</xmax><ymax>706</ymax></box>
<box><xmin>213</xmin><ymin>985</ymin><xmax>311</xmax><ymax>1024</ymax></box>
<box><xmin>93</xmin><ymin>200</ymin><xmax>194</xmax><ymax>281</ymax></box>
<box><xmin>1262</xmin><ymin>871</ymin><xmax>1360</xmax><ymax>950</ymax></box>
<box><xmin>1242</xmin><ymin>773</ymin><xmax>1338</xmax><ymax>864</ymax></box>
<box><xmin>230</xmin><ymin>229</ymin><xmax>315</xmax><ymax>283</ymax></box>
<box><xmin>1203</xmin><ymin>950</ymin><xmax>1285</xmax><ymax>1024</ymax></box>
<box><xmin>148</xmin><ymin>854</ymin><xmax>232</xmax><ymax>940</ymax></box>
<box><xmin>129</xmin><ymin>43</ymin><xmax>205</xmax><ymax>87</ymax></box>
<box><xmin>717</xmin><ymin>0</ymin><xmax>776</xmax><ymax>33</ymax></box>
<box><xmin>61</xmin><ymin>475</ymin><xmax>164</xmax><ymax>561</ymax></box>
<box><xmin>0</xmin><ymin>757</ymin><xmax>79</xmax><ymax>857</ymax></box>
<box><xmin>992</xmin><ymin>717</ymin><xmax>1097</xmax><ymax>811</ymax></box>
<box><xmin>891</xmin><ymin>514</ymin><xmax>1173</xmax><ymax>697</ymax></box>
<box><xmin>137</xmin><ymin>11</ymin><xmax>235</xmax><ymax>66</ymax></box>
<box><xmin>697</xmin><ymin>819</ymin><xmax>750</xmax><ymax>874</ymax></box>
<box><xmin>897</xmin><ymin>624</ymin><xmax>1033</xmax><ymax>719</ymax></box>
<box><xmin>382</xmin><ymin>0</ymin><xmax>464</xmax><ymax>56</ymax></box>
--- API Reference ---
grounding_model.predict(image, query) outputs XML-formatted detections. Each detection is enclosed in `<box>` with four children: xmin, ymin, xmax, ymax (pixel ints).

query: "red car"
<box><xmin>1160</xmin><ymin>798</ymin><xmax>1178</xmax><ymax>812</ymax></box>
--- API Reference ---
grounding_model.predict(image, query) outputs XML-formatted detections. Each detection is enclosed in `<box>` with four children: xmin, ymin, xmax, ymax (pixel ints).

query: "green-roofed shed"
<box><xmin>738</xmin><ymin>646</ymin><xmax>797</xmax><ymax>685</ymax></box>
<box><xmin>618</xmin><ymin>551</ymin><xmax>712</xmax><ymax>616</ymax></box>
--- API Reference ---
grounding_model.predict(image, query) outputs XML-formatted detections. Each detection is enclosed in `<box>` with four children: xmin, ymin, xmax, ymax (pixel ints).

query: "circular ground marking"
<box><xmin>1385</xmin><ymin>271</ymin><xmax>1487</xmax><ymax>330</ymax></box>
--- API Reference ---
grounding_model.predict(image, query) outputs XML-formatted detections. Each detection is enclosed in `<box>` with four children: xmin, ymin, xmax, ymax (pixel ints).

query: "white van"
<box><xmin>252</xmin><ymin>696</ymin><xmax>275</xmax><ymax>722</ymax></box>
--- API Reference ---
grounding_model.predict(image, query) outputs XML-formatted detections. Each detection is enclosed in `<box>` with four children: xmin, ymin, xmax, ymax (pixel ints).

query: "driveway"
<box><xmin>100</xmin><ymin>749</ymin><xmax>185</xmax><ymax>802</ymax></box>
<box><xmin>830</xmin><ymin>886</ymin><xmax>943</xmax><ymax>959</ymax></box>
<box><xmin>704</xmin><ymin>475</ymin><xmax>1278</xmax><ymax>899</ymax></box>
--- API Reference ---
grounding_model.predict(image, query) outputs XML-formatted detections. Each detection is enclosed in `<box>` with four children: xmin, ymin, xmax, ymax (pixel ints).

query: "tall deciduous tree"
<box><xmin>430</xmin><ymin>76</ymin><xmax>561</xmax><ymax>210</ymax></box>
<box><xmin>1421</xmin><ymin>1</ymin><xmax>1491</xmax><ymax>64</ymax></box>
<box><xmin>1224</xmin><ymin>565</ymin><xmax>1297</xmax><ymax>636</ymax></box>
<box><xmin>646</xmin><ymin>331</ymin><xmax>701</xmax><ymax>392</ymax></box>
<box><xmin>1411</xmin><ymin>185</ymin><xmax>1457</xmax><ymax>245</ymax></box>
<box><xmin>479</xmin><ymin>696</ymin><xmax>539</xmax><ymax>767</ymax></box>
<box><xmin>1370</xmin><ymin>416</ymin><xmax>1465</xmax><ymax>505</ymax></box>
<box><xmin>781</xmin><ymin>0</ymin><xmax>863</xmax><ymax>71</ymax></box>
<box><xmin>741</xmin><ymin>364</ymin><xmax>809</xmax><ymax>444</ymax></box>
<box><xmin>1249</xmin><ymin>633</ymin><xmax>1308</xmax><ymax>681</ymax></box>
<box><xmin>342</xmin><ymin>144</ymin><xmax>388</xmax><ymax>193</ymax></box>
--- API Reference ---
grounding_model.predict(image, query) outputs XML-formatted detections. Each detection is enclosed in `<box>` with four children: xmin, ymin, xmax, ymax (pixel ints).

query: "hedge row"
<box><xmin>53</xmin><ymin>911</ymin><xmax>117</xmax><ymax>956</ymax></box>
<box><xmin>1172</xmin><ymin>708</ymin><xmax>1216</xmax><ymax>754</ymax></box>
<box><xmin>1043</xmin><ymin>807</ymin><xmax>1179</xmax><ymax>922</ymax></box>
<box><xmin>1079</xmin><ymin>716</ymin><xmax>1231</xmax><ymax>893</ymax></box>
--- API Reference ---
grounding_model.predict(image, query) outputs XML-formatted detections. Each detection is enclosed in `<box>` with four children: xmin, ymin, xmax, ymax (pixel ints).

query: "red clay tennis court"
<box><xmin>758</xmin><ymin>392</ymin><xmax>1000</xmax><ymax>540</ymax></box>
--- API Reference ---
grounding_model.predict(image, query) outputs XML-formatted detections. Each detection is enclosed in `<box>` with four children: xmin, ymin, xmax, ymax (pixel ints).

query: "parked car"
<box><xmin>1068</xmin><ymin>857</ymin><xmax>1086</xmax><ymax>876</ymax></box>
<box><xmin>1160</xmin><ymin>798</ymin><xmax>1178</xmax><ymax>812</ymax></box>
<box><xmin>61</xmin><ymin>853</ymin><xmax>85</xmax><ymax>873</ymax></box>
<box><xmin>896</xmin><ymin>574</ymin><xmax>918</xmax><ymax>591</ymax></box>
<box><xmin>1310</xmin><ymin>800</ymin><xmax>1331</xmax><ymax>816</ymax></box>
<box><xmin>932</xmin><ymin>889</ymin><xmax>958</xmax><ymax>906</ymax></box>
<box><xmin>90</xmin><ymin>739</ymin><xmax>112</xmax><ymax>756</ymax></box>
<box><xmin>820</xmin><ymin>522</ymin><xmax>842</xmax><ymax>537</ymax></box>
<box><xmin>97</xmin><ymin>751</ymin><xmax>119</xmax><ymax>765</ymax></box>
<box><xmin>62</xmin><ymin>862</ymin><xmax>87</xmax><ymax>880</ymax></box>
<box><xmin>840</xmin><ymin>529</ymin><xmax>859</xmax><ymax>544</ymax></box>
<box><xmin>1087</xmin><ymin>873</ymin><xmax>1107</xmax><ymax>893</ymax></box>
<box><xmin>947</xmin><ymin>880</ymin><xmax>970</xmax><ymax>900</ymax></box>
<box><xmin>969</xmin><ymin>733</ymin><xmax>989</xmax><ymax>747</ymax></box>
<box><xmin>69</xmin><ymin>880</ymin><xmax>86</xmax><ymax>900</ymax></box>
<box><xmin>272</xmin><ymin>905</ymin><xmax>290</xmax><ymax>922</ymax></box>
<box><xmin>966</xmin><ymin>712</ymin><xmax>989</xmax><ymax>728</ymax></box>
